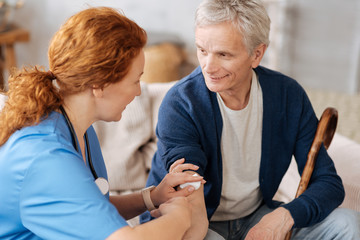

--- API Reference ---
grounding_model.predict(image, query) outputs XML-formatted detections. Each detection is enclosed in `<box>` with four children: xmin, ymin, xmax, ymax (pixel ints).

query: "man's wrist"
<box><xmin>280</xmin><ymin>207</ymin><xmax>295</xmax><ymax>229</ymax></box>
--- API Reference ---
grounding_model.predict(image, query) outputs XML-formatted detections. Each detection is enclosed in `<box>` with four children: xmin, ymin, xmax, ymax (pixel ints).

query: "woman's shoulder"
<box><xmin>3</xmin><ymin>111</ymin><xmax>74</xmax><ymax>157</ymax></box>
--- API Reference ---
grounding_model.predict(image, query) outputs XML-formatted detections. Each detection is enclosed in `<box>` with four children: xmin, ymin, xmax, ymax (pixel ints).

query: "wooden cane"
<box><xmin>284</xmin><ymin>107</ymin><xmax>338</xmax><ymax>240</ymax></box>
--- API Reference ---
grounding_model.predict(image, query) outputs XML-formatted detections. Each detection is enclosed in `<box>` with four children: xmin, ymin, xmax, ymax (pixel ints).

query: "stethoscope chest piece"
<box><xmin>60</xmin><ymin>106</ymin><xmax>110</xmax><ymax>196</ymax></box>
<box><xmin>95</xmin><ymin>177</ymin><xmax>109</xmax><ymax>195</ymax></box>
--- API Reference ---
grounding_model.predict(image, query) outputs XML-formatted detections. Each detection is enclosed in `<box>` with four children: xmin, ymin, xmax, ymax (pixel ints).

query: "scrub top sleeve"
<box><xmin>19</xmin><ymin>147</ymin><xmax>127</xmax><ymax>240</ymax></box>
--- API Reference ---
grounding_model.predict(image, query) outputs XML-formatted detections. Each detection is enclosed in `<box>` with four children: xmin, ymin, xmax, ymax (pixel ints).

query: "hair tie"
<box><xmin>47</xmin><ymin>70</ymin><xmax>56</xmax><ymax>80</ymax></box>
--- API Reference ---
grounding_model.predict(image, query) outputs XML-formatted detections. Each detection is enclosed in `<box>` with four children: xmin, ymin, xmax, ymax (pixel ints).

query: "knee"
<box><xmin>325</xmin><ymin>208</ymin><xmax>359</xmax><ymax>238</ymax></box>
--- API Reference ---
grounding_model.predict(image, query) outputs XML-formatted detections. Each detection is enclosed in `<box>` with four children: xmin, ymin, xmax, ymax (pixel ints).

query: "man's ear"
<box><xmin>92</xmin><ymin>86</ymin><xmax>104</xmax><ymax>98</ymax></box>
<box><xmin>251</xmin><ymin>43</ymin><xmax>267</xmax><ymax>68</ymax></box>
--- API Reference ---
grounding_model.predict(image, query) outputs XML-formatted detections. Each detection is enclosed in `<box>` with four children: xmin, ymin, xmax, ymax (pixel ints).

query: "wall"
<box><xmin>11</xmin><ymin>0</ymin><xmax>201</xmax><ymax>69</ymax></box>
<box><xmin>8</xmin><ymin>0</ymin><xmax>360</xmax><ymax>94</ymax></box>
<box><xmin>278</xmin><ymin>0</ymin><xmax>360</xmax><ymax>94</ymax></box>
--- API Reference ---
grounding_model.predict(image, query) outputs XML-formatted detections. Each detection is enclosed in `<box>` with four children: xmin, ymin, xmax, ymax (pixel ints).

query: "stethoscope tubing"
<box><xmin>59</xmin><ymin>106</ymin><xmax>99</xmax><ymax>179</ymax></box>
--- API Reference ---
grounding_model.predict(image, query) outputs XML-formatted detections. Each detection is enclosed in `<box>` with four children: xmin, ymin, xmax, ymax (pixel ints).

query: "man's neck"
<box><xmin>219</xmin><ymin>79</ymin><xmax>252</xmax><ymax>111</ymax></box>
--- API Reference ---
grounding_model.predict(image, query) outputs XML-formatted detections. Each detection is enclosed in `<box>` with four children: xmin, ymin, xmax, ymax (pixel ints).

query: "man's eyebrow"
<box><xmin>195</xmin><ymin>42</ymin><xmax>233</xmax><ymax>56</ymax></box>
<box><xmin>217</xmin><ymin>50</ymin><xmax>232</xmax><ymax>55</ymax></box>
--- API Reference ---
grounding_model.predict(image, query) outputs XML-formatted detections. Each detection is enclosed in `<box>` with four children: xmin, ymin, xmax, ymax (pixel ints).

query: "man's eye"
<box><xmin>198</xmin><ymin>48</ymin><xmax>206</xmax><ymax>54</ymax></box>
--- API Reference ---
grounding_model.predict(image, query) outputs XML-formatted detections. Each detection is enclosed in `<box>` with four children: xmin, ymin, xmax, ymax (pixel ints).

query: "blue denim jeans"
<box><xmin>205</xmin><ymin>204</ymin><xmax>360</xmax><ymax>240</ymax></box>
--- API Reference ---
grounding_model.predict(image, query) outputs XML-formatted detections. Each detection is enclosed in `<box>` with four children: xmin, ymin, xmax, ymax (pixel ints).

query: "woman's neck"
<box><xmin>62</xmin><ymin>91</ymin><xmax>95</xmax><ymax>162</ymax></box>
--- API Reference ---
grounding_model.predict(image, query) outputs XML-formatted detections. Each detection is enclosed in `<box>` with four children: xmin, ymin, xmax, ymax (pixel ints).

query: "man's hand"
<box><xmin>245</xmin><ymin>207</ymin><xmax>294</xmax><ymax>240</ymax></box>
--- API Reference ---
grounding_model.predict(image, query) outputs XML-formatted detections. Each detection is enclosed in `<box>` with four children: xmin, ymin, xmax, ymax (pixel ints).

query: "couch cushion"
<box><xmin>275</xmin><ymin>133</ymin><xmax>360</xmax><ymax>212</ymax></box>
<box><xmin>328</xmin><ymin>134</ymin><xmax>360</xmax><ymax>211</ymax></box>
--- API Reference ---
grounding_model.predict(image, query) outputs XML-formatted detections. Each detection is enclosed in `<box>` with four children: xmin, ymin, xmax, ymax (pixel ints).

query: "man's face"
<box><xmin>195</xmin><ymin>21</ymin><xmax>258</xmax><ymax>95</ymax></box>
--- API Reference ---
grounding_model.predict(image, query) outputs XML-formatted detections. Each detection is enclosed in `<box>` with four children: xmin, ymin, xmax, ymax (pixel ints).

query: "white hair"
<box><xmin>195</xmin><ymin>0</ymin><xmax>271</xmax><ymax>55</ymax></box>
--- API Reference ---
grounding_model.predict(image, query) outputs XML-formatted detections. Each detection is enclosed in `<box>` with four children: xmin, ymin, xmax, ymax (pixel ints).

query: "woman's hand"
<box><xmin>150</xmin><ymin>196</ymin><xmax>192</xmax><ymax>221</ymax></box>
<box><xmin>169</xmin><ymin>158</ymin><xmax>200</xmax><ymax>173</ymax></box>
<box><xmin>150</xmin><ymin>158</ymin><xmax>205</xmax><ymax>207</ymax></box>
<box><xmin>171</xmin><ymin>158</ymin><xmax>209</xmax><ymax>240</ymax></box>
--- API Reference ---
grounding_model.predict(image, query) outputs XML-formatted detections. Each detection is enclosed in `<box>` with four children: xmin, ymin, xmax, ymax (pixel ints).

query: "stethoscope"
<box><xmin>60</xmin><ymin>106</ymin><xmax>109</xmax><ymax>195</ymax></box>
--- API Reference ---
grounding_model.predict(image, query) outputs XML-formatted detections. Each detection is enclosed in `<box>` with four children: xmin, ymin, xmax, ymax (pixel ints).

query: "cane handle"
<box><xmin>285</xmin><ymin>107</ymin><xmax>338</xmax><ymax>240</ymax></box>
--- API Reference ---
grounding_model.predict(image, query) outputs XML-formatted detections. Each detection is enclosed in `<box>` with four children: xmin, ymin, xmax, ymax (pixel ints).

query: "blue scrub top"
<box><xmin>0</xmin><ymin>112</ymin><xmax>127</xmax><ymax>239</ymax></box>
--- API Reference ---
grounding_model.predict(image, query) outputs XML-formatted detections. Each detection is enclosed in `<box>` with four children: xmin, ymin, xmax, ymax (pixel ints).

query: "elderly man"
<box><xmin>142</xmin><ymin>0</ymin><xmax>359</xmax><ymax>239</ymax></box>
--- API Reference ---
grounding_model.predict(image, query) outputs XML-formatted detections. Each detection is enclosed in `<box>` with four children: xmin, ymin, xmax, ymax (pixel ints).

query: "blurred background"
<box><xmin>0</xmin><ymin>0</ymin><xmax>358</xmax><ymax>92</ymax></box>
<box><xmin>2</xmin><ymin>0</ymin><xmax>359</xmax><ymax>94</ymax></box>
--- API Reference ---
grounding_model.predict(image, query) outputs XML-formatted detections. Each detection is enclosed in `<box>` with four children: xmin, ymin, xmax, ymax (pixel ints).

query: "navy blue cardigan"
<box><xmin>143</xmin><ymin>66</ymin><xmax>344</xmax><ymax>228</ymax></box>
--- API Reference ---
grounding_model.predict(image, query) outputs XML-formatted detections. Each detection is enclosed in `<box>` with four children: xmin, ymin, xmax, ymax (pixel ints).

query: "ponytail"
<box><xmin>0</xmin><ymin>7</ymin><xmax>147</xmax><ymax>146</ymax></box>
<box><xmin>0</xmin><ymin>66</ymin><xmax>62</xmax><ymax>146</ymax></box>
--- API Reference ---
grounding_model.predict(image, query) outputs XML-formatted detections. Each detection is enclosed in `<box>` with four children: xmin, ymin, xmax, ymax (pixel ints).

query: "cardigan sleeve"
<box><xmin>155</xmin><ymin>83</ymin><xmax>210</xmax><ymax>175</ymax></box>
<box><xmin>144</xmin><ymin>71</ymin><xmax>224</xmax><ymax>220</ymax></box>
<box><xmin>281</xmin><ymin>88</ymin><xmax>345</xmax><ymax>228</ymax></box>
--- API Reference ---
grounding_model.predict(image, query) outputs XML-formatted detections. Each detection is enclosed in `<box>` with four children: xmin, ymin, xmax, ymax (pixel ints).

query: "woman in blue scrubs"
<box><xmin>0</xmin><ymin>7</ymin><xmax>204</xmax><ymax>240</ymax></box>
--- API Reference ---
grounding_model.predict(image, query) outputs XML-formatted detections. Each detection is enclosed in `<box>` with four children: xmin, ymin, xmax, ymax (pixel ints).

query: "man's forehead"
<box><xmin>195</xmin><ymin>24</ymin><xmax>244</xmax><ymax>50</ymax></box>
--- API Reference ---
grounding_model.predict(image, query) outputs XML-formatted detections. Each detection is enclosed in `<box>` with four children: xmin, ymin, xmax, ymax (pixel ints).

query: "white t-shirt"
<box><xmin>212</xmin><ymin>70</ymin><xmax>264</xmax><ymax>221</ymax></box>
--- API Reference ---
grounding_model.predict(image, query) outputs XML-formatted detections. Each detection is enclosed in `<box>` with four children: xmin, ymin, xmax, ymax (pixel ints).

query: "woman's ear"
<box><xmin>92</xmin><ymin>86</ymin><xmax>104</xmax><ymax>98</ymax></box>
<box><xmin>251</xmin><ymin>44</ymin><xmax>267</xmax><ymax>68</ymax></box>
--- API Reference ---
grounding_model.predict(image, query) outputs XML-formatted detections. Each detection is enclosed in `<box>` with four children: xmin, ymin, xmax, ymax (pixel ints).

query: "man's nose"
<box><xmin>203</xmin><ymin>55</ymin><xmax>219</xmax><ymax>74</ymax></box>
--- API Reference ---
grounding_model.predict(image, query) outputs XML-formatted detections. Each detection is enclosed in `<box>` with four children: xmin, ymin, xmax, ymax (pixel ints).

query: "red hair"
<box><xmin>0</xmin><ymin>7</ymin><xmax>147</xmax><ymax>146</ymax></box>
